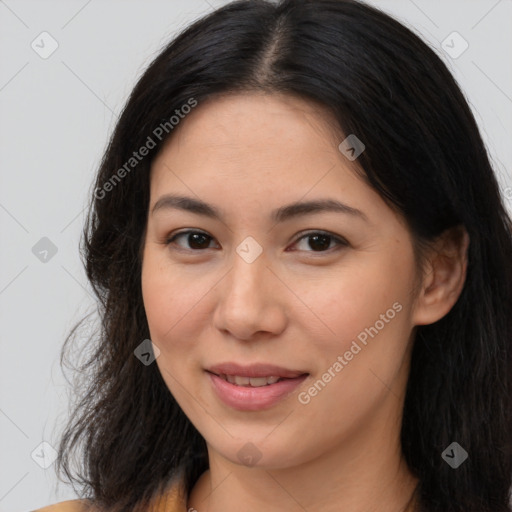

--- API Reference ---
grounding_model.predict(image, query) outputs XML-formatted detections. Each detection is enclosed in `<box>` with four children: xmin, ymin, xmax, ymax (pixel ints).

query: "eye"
<box><xmin>164</xmin><ymin>229</ymin><xmax>348</xmax><ymax>254</ymax></box>
<box><xmin>165</xmin><ymin>230</ymin><xmax>218</xmax><ymax>251</ymax></box>
<box><xmin>289</xmin><ymin>231</ymin><xmax>348</xmax><ymax>253</ymax></box>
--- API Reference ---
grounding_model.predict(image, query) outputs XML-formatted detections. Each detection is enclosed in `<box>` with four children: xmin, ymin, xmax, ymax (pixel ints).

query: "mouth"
<box><xmin>206</xmin><ymin>362</ymin><xmax>309</xmax><ymax>383</ymax></box>
<box><xmin>207</xmin><ymin>373</ymin><xmax>300</xmax><ymax>387</ymax></box>
<box><xmin>206</xmin><ymin>367</ymin><xmax>310</xmax><ymax>411</ymax></box>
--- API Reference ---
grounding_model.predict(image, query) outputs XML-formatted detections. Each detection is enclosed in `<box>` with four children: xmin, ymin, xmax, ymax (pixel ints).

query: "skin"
<box><xmin>141</xmin><ymin>92</ymin><xmax>469</xmax><ymax>512</ymax></box>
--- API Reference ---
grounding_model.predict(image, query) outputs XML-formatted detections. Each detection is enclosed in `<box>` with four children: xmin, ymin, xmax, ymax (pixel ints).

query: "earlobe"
<box><xmin>412</xmin><ymin>225</ymin><xmax>470</xmax><ymax>326</ymax></box>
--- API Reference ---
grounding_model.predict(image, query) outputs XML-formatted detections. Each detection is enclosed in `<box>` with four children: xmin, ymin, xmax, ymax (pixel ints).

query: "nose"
<box><xmin>212</xmin><ymin>248</ymin><xmax>287</xmax><ymax>341</ymax></box>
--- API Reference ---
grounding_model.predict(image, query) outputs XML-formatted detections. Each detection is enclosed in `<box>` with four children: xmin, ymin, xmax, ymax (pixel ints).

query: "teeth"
<box><xmin>222</xmin><ymin>374</ymin><xmax>281</xmax><ymax>387</ymax></box>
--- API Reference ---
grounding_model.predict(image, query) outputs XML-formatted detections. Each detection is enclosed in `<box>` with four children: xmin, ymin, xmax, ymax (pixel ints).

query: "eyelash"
<box><xmin>164</xmin><ymin>230</ymin><xmax>348</xmax><ymax>255</ymax></box>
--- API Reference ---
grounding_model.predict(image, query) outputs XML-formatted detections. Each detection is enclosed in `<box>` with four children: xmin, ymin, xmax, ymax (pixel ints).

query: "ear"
<box><xmin>411</xmin><ymin>224</ymin><xmax>470</xmax><ymax>326</ymax></box>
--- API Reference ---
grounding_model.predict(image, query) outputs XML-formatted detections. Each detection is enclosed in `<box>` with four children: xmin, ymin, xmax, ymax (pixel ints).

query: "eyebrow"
<box><xmin>151</xmin><ymin>194</ymin><xmax>369</xmax><ymax>223</ymax></box>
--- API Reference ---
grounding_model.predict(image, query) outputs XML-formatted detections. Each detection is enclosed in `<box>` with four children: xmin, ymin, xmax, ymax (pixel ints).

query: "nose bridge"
<box><xmin>227</xmin><ymin>246</ymin><xmax>270</xmax><ymax>307</ymax></box>
<box><xmin>214</xmin><ymin>243</ymin><xmax>285</xmax><ymax>339</ymax></box>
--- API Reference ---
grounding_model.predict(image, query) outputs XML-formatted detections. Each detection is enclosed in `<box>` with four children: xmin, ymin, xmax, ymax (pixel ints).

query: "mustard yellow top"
<box><xmin>31</xmin><ymin>472</ymin><xmax>188</xmax><ymax>512</ymax></box>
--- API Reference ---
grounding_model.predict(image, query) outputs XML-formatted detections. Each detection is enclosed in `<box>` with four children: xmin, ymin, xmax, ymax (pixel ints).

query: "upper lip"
<box><xmin>206</xmin><ymin>362</ymin><xmax>308</xmax><ymax>379</ymax></box>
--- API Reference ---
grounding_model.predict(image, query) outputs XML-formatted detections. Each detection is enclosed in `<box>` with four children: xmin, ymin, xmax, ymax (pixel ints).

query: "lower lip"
<box><xmin>207</xmin><ymin>371</ymin><xmax>308</xmax><ymax>411</ymax></box>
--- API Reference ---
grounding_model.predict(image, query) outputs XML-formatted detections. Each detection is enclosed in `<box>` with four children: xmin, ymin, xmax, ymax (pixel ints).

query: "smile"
<box><xmin>207</xmin><ymin>371</ymin><xmax>309</xmax><ymax>411</ymax></box>
<box><xmin>218</xmin><ymin>374</ymin><xmax>281</xmax><ymax>386</ymax></box>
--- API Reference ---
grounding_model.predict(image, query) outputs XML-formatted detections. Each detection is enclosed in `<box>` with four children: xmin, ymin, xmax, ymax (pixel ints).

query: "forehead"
<box><xmin>150</xmin><ymin>95</ymin><xmax>357</xmax><ymax>200</ymax></box>
<box><xmin>154</xmin><ymin>92</ymin><xmax>344</xmax><ymax>163</ymax></box>
<box><xmin>147</xmin><ymin>92</ymin><xmax>402</xmax><ymax>231</ymax></box>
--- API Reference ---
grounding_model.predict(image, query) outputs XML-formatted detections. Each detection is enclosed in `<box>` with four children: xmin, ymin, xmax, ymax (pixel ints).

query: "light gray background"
<box><xmin>1</xmin><ymin>1</ymin><xmax>511</xmax><ymax>511</ymax></box>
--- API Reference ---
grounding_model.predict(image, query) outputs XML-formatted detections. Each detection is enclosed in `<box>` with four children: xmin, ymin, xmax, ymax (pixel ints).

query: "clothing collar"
<box><xmin>150</xmin><ymin>470</ymin><xmax>189</xmax><ymax>512</ymax></box>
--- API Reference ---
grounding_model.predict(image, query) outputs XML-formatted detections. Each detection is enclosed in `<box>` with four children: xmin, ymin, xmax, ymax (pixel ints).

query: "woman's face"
<box><xmin>141</xmin><ymin>92</ymin><xmax>423</xmax><ymax>469</ymax></box>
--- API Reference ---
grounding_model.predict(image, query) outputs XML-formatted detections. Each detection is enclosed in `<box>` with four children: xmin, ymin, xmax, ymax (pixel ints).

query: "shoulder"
<box><xmin>31</xmin><ymin>498</ymin><xmax>93</xmax><ymax>512</ymax></box>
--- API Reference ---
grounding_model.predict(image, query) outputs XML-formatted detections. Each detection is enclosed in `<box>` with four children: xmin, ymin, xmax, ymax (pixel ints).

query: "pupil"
<box><xmin>309</xmin><ymin>234</ymin><xmax>330</xmax><ymax>251</ymax></box>
<box><xmin>189</xmin><ymin>233</ymin><xmax>209</xmax><ymax>249</ymax></box>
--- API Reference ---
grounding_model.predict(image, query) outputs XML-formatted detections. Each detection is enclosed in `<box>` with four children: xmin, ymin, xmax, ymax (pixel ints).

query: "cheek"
<box><xmin>141</xmin><ymin>252</ymin><xmax>214</xmax><ymax>356</ymax></box>
<box><xmin>294</xmin><ymin>253</ymin><xmax>414</xmax><ymax>356</ymax></box>
<box><xmin>142</xmin><ymin>252</ymin><xmax>186</xmax><ymax>342</ymax></box>
<box><xmin>141</xmin><ymin>256</ymin><xmax>205</xmax><ymax>400</ymax></box>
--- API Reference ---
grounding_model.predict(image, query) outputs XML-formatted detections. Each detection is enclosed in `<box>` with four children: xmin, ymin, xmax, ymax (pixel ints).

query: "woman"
<box><xmin>34</xmin><ymin>0</ymin><xmax>512</xmax><ymax>511</ymax></box>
